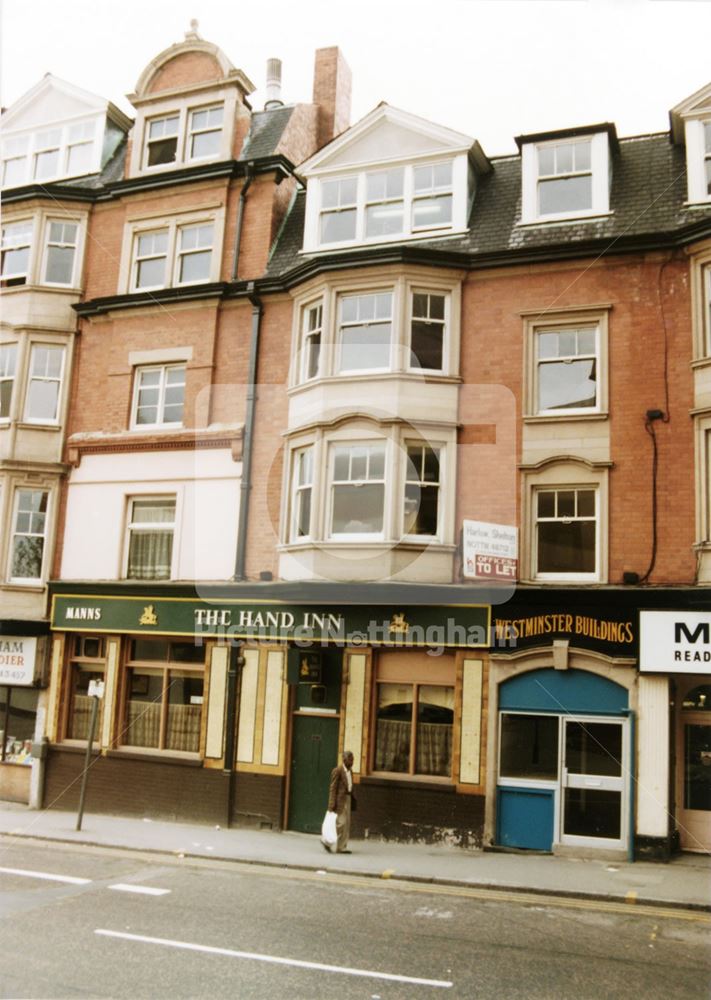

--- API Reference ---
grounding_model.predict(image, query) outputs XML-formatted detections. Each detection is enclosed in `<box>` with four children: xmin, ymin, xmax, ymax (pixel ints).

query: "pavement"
<box><xmin>0</xmin><ymin>801</ymin><xmax>709</xmax><ymax>913</ymax></box>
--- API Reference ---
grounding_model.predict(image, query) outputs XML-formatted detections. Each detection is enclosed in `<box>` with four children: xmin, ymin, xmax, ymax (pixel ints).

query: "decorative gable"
<box><xmin>300</xmin><ymin>104</ymin><xmax>489</xmax><ymax>253</ymax></box>
<box><xmin>670</xmin><ymin>80</ymin><xmax>711</xmax><ymax>204</ymax></box>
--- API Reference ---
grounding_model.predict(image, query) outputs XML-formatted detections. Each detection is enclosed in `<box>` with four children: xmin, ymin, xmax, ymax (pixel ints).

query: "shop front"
<box><xmin>640</xmin><ymin>610</ymin><xmax>711</xmax><ymax>854</ymax></box>
<box><xmin>0</xmin><ymin>623</ymin><xmax>50</xmax><ymax>806</ymax></box>
<box><xmin>47</xmin><ymin>584</ymin><xmax>492</xmax><ymax>843</ymax></box>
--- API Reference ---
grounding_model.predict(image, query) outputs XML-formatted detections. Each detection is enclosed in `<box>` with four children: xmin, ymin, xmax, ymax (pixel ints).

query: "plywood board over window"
<box><xmin>235</xmin><ymin>646</ymin><xmax>288</xmax><ymax>774</ymax></box>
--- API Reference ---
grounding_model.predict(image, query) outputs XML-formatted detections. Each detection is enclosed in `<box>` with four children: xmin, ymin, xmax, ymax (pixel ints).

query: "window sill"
<box><xmin>2</xmin><ymin>583</ymin><xmax>46</xmax><ymax>593</ymax></box>
<box><xmin>0</xmin><ymin>283</ymin><xmax>81</xmax><ymax>296</ymax></box>
<box><xmin>301</xmin><ymin>227</ymin><xmax>470</xmax><ymax>255</ymax></box>
<box><xmin>106</xmin><ymin>747</ymin><xmax>202</xmax><ymax>766</ymax></box>
<box><xmin>517</xmin><ymin>211</ymin><xmax>613</xmax><ymax>229</ymax></box>
<box><xmin>16</xmin><ymin>422</ymin><xmax>61</xmax><ymax>432</ymax></box>
<box><xmin>360</xmin><ymin>774</ymin><xmax>455</xmax><ymax>793</ymax></box>
<box><xmin>288</xmin><ymin>371</ymin><xmax>461</xmax><ymax>394</ymax></box>
<box><xmin>523</xmin><ymin>412</ymin><xmax>609</xmax><ymax>424</ymax></box>
<box><xmin>279</xmin><ymin>540</ymin><xmax>456</xmax><ymax>554</ymax></box>
<box><xmin>690</xmin><ymin>357</ymin><xmax>711</xmax><ymax>371</ymax></box>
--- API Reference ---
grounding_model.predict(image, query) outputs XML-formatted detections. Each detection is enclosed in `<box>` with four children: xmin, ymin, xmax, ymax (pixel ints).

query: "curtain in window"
<box><xmin>127</xmin><ymin>530</ymin><xmax>173</xmax><ymax>580</ymax></box>
<box><xmin>416</xmin><ymin>722</ymin><xmax>452</xmax><ymax>776</ymax></box>
<box><xmin>125</xmin><ymin>700</ymin><xmax>160</xmax><ymax>747</ymax></box>
<box><xmin>166</xmin><ymin>704</ymin><xmax>201</xmax><ymax>753</ymax></box>
<box><xmin>374</xmin><ymin>719</ymin><xmax>410</xmax><ymax>772</ymax></box>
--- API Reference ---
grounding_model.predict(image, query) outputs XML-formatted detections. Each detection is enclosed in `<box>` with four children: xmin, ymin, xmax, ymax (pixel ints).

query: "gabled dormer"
<box><xmin>516</xmin><ymin>123</ymin><xmax>618</xmax><ymax>225</ymax></box>
<box><xmin>670</xmin><ymin>80</ymin><xmax>711</xmax><ymax>205</ymax></box>
<box><xmin>0</xmin><ymin>74</ymin><xmax>131</xmax><ymax>189</ymax></box>
<box><xmin>299</xmin><ymin>103</ymin><xmax>490</xmax><ymax>253</ymax></box>
<box><xmin>126</xmin><ymin>22</ymin><xmax>255</xmax><ymax>178</ymax></box>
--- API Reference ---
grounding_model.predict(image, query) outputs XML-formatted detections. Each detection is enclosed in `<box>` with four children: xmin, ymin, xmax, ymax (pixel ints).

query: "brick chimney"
<box><xmin>312</xmin><ymin>47</ymin><xmax>351</xmax><ymax>148</ymax></box>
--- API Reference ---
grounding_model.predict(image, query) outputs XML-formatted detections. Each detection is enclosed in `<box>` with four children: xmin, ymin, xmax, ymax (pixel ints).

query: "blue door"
<box><xmin>496</xmin><ymin>669</ymin><xmax>628</xmax><ymax>852</ymax></box>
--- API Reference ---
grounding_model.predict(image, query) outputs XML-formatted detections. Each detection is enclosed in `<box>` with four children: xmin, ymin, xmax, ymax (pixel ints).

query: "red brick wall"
<box><xmin>457</xmin><ymin>251</ymin><xmax>695</xmax><ymax>584</ymax></box>
<box><xmin>147</xmin><ymin>51</ymin><xmax>224</xmax><ymax>93</ymax></box>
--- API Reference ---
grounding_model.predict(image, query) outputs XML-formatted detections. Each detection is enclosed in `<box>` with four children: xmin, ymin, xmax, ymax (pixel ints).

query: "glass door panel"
<box><xmin>562</xmin><ymin>718</ymin><xmax>625</xmax><ymax>845</ymax></box>
<box><xmin>684</xmin><ymin>724</ymin><xmax>711</xmax><ymax>812</ymax></box>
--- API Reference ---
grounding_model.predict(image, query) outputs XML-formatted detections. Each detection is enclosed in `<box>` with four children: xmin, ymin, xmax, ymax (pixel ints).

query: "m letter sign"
<box><xmin>639</xmin><ymin>611</ymin><xmax>711</xmax><ymax>673</ymax></box>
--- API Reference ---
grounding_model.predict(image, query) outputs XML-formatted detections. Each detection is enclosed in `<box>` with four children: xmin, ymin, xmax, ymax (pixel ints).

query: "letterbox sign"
<box><xmin>462</xmin><ymin>520</ymin><xmax>518</xmax><ymax>581</ymax></box>
<box><xmin>0</xmin><ymin>636</ymin><xmax>37</xmax><ymax>686</ymax></box>
<box><xmin>640</xmin><ymin>611</ymin><xmax>711</xmax><ymax>674</ymax></box>
<box><xmin>51</xmin><ymin>595</ymin><xmax>490</xmax><ymax>649</ymax></box>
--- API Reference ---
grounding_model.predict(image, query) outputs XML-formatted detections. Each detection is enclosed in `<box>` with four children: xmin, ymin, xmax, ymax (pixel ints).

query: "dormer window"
<box><xmin>146</xmin><ymin>114</ymin><xmax>179</xmax><ymax>167</ymax></box>
<box><xmin>142</xmin><ymin>103</ymin><xmax>226</xmax><ymax>171</ymax></box>
<box><xmin>519</xmin><ymin>127</ymin><xmax>614</xmax><ymax>224</ymax></box>
<box><xmin>320</xmin><ymin>177</ymin><xmax>357</xmax><ymax>243</ymax></box>
<box><xmin>365</xmin><ymin>169</ymin><xmax>404</xmax><ymax>237</ymax></box>
<box><xmin>413</xmin><ymin>162</ymin><xmax>453</xmax><ymax>229</ymax></box>
<box><xmin>537</xmin><ymin>140</ymin><xmax>592</xmax><ymax>216</ymax></box>
<box><xmin>671</xmin><ymin>83</ymin><xmax>711</xmax><ymax>205</ymax></box>
<box><xmin>1</xmin><ymin>119</ymin><xmax>101</xmax><ymax>188</ymax></box>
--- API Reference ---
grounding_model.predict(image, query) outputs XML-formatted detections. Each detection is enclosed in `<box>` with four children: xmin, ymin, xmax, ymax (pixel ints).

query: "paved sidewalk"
<box><xmin>0</xmin><ymin>801</ymin><xmax>709</xmax><ymax>912</ymax></box>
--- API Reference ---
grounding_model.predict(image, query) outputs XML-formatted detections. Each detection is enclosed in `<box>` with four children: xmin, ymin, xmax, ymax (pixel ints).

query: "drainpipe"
<box><xmin>233</xmin><ymin>284</ymin><xmax>263</xmax><ymax>581</ymax></box>
<box><xmin>223</xmin><ymin>643</ymin><xmax>244</xmax><ymax>828</ymax></box>
<box><xmin>231</xmin><ymin>163</ymin><xmax>254</xmax><ymax>282</ymax></box>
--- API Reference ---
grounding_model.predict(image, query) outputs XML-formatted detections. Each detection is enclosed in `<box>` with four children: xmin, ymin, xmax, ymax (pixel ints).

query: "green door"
<box><xmin>288</xmin><ymin>714</ymin><xmax>340</xmax><ymax>833</ymax></box>
<box><xmin>288</xmin><ymin>648</ymin><xmax>342</xmax><ymax>833</ymax></box>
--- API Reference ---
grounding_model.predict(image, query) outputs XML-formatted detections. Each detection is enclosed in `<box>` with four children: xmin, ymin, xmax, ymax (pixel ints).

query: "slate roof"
<box><xmin>265</xmin><ymin>133</ymin><xmax>711</xmax><ymax>281</ymax></box>
<box><xmin>240</xmin><ymin>106</ymin><xmax>295</xmax><ymax>160</ymax></box>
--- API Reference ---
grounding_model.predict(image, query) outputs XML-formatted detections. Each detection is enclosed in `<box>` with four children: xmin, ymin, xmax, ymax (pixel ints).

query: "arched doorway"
<box><xmin>496</xmin><ymin>668</ymin><xmax>630</xmax><ymax>852</ymax></box>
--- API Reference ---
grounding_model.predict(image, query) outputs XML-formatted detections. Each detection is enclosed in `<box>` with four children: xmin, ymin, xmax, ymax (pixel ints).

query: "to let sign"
<box><xmin>463</xmin><ymin>520</ymin><xmax>518</xmax><ymax>581</ymax></box>
<box><xmin>0</xmin><ymin>637</ymin><xmax>37</xmax><ymax>686</ymax></box>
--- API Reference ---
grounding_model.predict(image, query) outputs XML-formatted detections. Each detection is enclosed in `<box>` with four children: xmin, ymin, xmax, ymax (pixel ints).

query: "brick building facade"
<box><xmin>3</xmin><ymin>26</ymin><xmax>711</xmax><ymax>859</ymax></box>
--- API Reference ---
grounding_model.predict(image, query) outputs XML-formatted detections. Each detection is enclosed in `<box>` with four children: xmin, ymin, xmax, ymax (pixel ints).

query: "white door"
<box><xmin>560</xmin><ymin>717</ymin><xmax>627</xmax><ymax>849</ymax></box>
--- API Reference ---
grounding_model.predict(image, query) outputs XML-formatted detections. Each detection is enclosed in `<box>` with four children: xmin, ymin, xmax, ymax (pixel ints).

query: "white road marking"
<box><xmin>0</xmin><ymin>866</ymin><xmax>90</xmax><ymax>885</ymax></box>
<box><xmin>94</xmin><ymin>929</ymin><xmax>453</xmax><ymax>988</ymax></box>
<box><xmin>108</xmin><ymin>884</ymin><xmax>171</xmax><ymax>896</ymax></box>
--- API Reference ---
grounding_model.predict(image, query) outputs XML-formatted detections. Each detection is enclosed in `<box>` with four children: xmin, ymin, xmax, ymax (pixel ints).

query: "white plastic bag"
<box><xmin>321</xmin><ymin>810</ymin><xmax>338</xmax><ymax>849</ymax></box>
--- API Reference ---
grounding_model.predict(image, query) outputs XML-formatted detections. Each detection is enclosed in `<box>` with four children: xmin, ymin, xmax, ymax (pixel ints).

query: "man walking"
<box><xmin>327</xmin><ymin>750</ymin><xmax>355</xmax><ymax>853</ymax></box>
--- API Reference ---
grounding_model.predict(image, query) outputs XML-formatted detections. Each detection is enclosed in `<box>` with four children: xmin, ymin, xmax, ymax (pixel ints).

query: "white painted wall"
<box><xmin>61</xmin><ymin>448</ymin><xmax>241</xmax><ymax>581</ymax></box>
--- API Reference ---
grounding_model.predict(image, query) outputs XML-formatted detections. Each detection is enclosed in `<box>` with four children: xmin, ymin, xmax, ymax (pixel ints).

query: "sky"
<box><xmin>1</xmin><ymin>0</ymin><xmax>710</xmax><ymax>156</ymax></box>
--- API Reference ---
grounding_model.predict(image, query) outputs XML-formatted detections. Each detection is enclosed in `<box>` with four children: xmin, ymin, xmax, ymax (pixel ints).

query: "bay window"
<box><xmin>300</xmin><ymin>302</ymin><xmax>323</xmax><ymax>381</ymax></box>
<box><xmin>291</xmin><ymin>447</ymin><xmax>313</xmax><ymax>540</ymax></box>
<box><xmin>410</xmin><ymin>291</ymin><xmax>446</xmax><ymax>371</ymax></box>
<box><xmin>330</xmin><ymin>442</ymin><xmax>386</xmax><ymax>537</ymax></box>
<box><xmin>0</xmin><ymin>343</ymin><xmax>17</xmax><ymax>420</ymax></box>
<box><xmin>43</xmin><ymin>221</ymin><xmax>79</xmax><ymax>286</ymax></box>
<box><xmin>125</xmin><ymin>496</ymin><xmax>176</xmax><ymax>580</ymax></box>
<box><xmin>24</xmin><ymin>344</ymin><xmax>65</xmax><ymax>423</ymax></box>
<box><xmin>1</xmin><ymin>220</ymin><xmax>33</xmax><ymax>286</ymax></box>
<box><xmin>404</xmin><ymin>443</ymin><xmax>441</xmax><ymax>537</ymax></box>
<box><xmin>10</xmin><ymin>488</ymin><xmax>48</xmax><ymax>582</ymax></box>
<box><xmin>121</xmin><ymin>639</ymin><xmax>205</xmax><ymax>754</ymax></box>
<box><xmin>338</xmin><ymin>292</ymin><xmax>393</xmax><ymax>372</ymax></box>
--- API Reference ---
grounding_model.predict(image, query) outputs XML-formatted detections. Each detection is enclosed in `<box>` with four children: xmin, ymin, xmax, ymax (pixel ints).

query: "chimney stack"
<box><xmin>312</xmin><ymin>47</ymin><xmax>351</xmax><ymax>148</ymax></box>
<box><xmin>265</xmin><ymin>58</ymin><xmax>283</xmax><ymax>110</ymax></box>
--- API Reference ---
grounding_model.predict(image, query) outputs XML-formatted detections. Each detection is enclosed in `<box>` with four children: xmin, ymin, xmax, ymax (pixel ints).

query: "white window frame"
<box><xmin>407</xmin><ymin>289</ymin><xmax>449</xmax><ymax>373</ymax></box>
<box><xmin>188</xmin><ymin>105</ymin><xmax>225</xmax><ymax>162</ymax></box>
<box><xmin>1</xmin><ymin>218</ymin><xmax>34</xmax><ymax>285</ymax></box>
<box><xmin>132</xmin><ymin>228</ymin><xmax>169</xmax><ymax>291</ymax></box>
<box><xmin>1</xmin><ymin>118</ymin><xmax>101</xmax><ymax>188</ymax></box>
<box><xmin>290</xmin><ymin>275</ymin><xmax>459</xmax><ymax>386</ymax></box>
<box><xmin>520</xmin><ymin>132</ymin><xmax>611</xmax><ymax>224</ymax></box>
<box><xmin>23</xmin><ymin>343</ymin><xmax>66</xmax><ymax>425</ymax></box>
<box><xmin>133</xmin><ymin>97</ymin><xmax>230</xmax><ymax>177</ymax></box>
<box><xmin>327</xmin><ymin>440</ymin><xmax>388</xmax><ymax>541</ymax></box>
<box><xmin>124</xmin><ymin>495</ymin><xmax>177</xmax><ymax>581</ymax></box>
<box><xmin>125</xmin><ymin>210</ymin><xmax>222</xmax><ymax>294</ymax></box>
<box><xmin>523</xmin><ymin>307</ymin><xmax>609</xmax><ymax>419</ymax></box>
<box><xmin>336</xmin><ymin>290</ymin><xmax>394</xmax><ymax>374</ymax></box>
<box><xmin>144</xmin><ymin>112</ymin><xmax>180</xmax><ymax>170</ymax></box>
<box><xmin>42</xmin><ymin>219</ymin><xmax>80</xmax><ymax>287</ymax></box>
<box><xmin>290</xmin><ymin>446</ymin><xmax>314</xmax><ymax>542</ymax></box>
<box><xmin>534</xmin><ymin>324</ymin><xmax>600</xmax><ymax>416</ymax></box>
<box><xmin>312</xmin><ymin>156</ymin><xmax>463</xmax><ymax>250</ymax></box>
<box><xmin>130</xmin><ymin>363</ymin><xmax>186</xmax><ymax>429</ymax></box>
<box><xmin>9</xmin><ymin>487</ymin><xmax>50</xmax><ymax>584</ymax></box>
<box><xmin>705</xmin><ymin>265</ymin><xmax>711</xmax><ymax>356</ymax></box>
<box><xmin>683</xmin><ymin>118</ymin><xmax>711</xmax><ymax>205</ymax></box>
<box><xmin>1</xmin><ymin>211</ymin><xmax>86</xmax><ymax>290</ymax></box>
<box><xmin>298</xmin><ymin>301</ymin><xmax>323</xmax><ymax>382</ymax></box>
<box><xmin>402</xmin><ymin>440</ymin><xmax>443</xmax><ymax>541</ymax></box>
<box><xmin>0</xmin><ymin>342</ymin><xmax>18</xmax><ymax>422</ymax></box>
<box><xmin>533</xmin><ymin>486</ymin><xmax>599</xmax><ymax>582</ymax></box>
<box><xmin>175</xmin><ymin>222</ymin><xmax>215</xmax><ymax>286</ymax></box>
